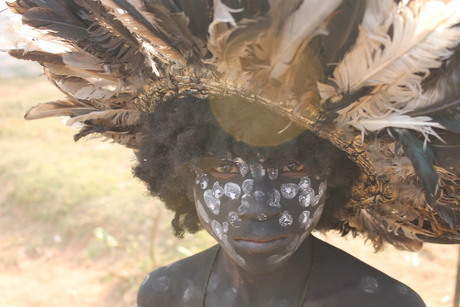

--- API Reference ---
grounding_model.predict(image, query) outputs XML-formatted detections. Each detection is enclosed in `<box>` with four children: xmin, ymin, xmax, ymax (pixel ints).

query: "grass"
<box><xmin>0</xmin><ymin>76</ymin><xmax>215</xmax><ymax>307</ymax></box>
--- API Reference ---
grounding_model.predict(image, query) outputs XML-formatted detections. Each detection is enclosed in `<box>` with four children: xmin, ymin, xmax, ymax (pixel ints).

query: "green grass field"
<box><xmin>0</xmin><ymin>76</ymin><xmax>458</xmax><ymax>307</ymax></box>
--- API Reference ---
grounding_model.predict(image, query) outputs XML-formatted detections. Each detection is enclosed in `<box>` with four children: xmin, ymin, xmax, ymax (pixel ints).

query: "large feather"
<box><xmin>269</xmin><ymin>0</ymin><xmax>342</xmax><ymax>80</ymax></box>
<box><xmin>103</xmin><ymin>0</ymin><xmax>186</xmax><ymax>64</ymax></box>
<box><xmin>434</xmin><ymin>202</ymin><xmax>460</xmax><ymax>231</ymax></box>
<box><xmin>320</xmin><ymin>0</ymin><xmax>460</xmax><ymax>136</ymax></box>
<box><xmin>311</xmin><ymin>0</ymin><xmax>365</xmax><ymax>76</ymax></box>
<box><xmin>409</xmin><ymin>99</ymin><xmax>460</xmax><ymax>133</ymax></box>
<box><xmin>390</xmin><ymin>128</ymin><xmax>439</xmax><ymax>206</ymax></box>
<box><xmin>24</xmin><ymin>98</ymin><xmax>97</xmax><ymax>120</ymax></box>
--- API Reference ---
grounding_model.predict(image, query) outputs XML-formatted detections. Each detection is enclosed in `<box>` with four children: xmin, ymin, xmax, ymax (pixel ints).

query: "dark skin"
<box><xmin>137</xmin><ymin>148</ymin><xmax>426</xmax><ymax>307</ymax></box>
<box><xmin>137</xmin><ymin>237</ymin><xmax>425</xmax><ymax>307</ymax></box>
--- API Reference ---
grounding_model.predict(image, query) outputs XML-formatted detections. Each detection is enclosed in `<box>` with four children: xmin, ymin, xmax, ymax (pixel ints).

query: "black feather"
<box><xmin>434</xmin><ymin>203</ymin><xmax>460</xmax><ymax>232</ymax></box>
<box><xmin>430</xmin><ymin>130</ymin><xmax>460</xmax><ymax>175</ymax></box>
<box><xmin>409</xmin><ymin>99</ymin><xmax>460</xmax><ymax>133</ymax></box>
<box><xmin>176</xmin><ymin>0</ymin><xmax>212</xmax><ymax>41</ymax></box>
<box><xmin>389</xmin><ymin>128</ymin><xmax>439</xmax><ymax>206</ymax></box>
<box><xmin>408</xmin><ymin>46</ymin><xmax>460</xmax><ymax>133</ymax></box>
<box><xmin>311</xmin><ymin>0</ymin><xmax>365</xmax><ymax>76</ymax></box>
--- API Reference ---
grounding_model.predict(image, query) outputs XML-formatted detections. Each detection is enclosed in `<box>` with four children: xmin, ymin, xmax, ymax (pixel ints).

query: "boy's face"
<box><xmin>191</xmin><ymin>150</ymin><xmax>328</xmax><ymax>273</ymax></box>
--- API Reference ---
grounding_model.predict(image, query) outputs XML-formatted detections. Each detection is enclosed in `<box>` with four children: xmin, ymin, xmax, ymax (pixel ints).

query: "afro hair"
<box><xmin>134</xmin><ymin>95</ymin><xmax>360</xmax><ymax>237</ymax></box>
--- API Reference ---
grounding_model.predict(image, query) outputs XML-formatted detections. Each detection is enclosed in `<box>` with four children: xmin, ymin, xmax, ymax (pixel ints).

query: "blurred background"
<box><xmin>0</xmin><ymin>4</ymin><xmax>458</xmax><ymax>306</ymax></box>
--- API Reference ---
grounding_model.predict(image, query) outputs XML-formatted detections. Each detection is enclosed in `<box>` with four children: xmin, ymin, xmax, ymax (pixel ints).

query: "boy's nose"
<box><xmin>238</xmin><ymin>180</ymin><xmax>283</xmax><ymax>220</ymax></box>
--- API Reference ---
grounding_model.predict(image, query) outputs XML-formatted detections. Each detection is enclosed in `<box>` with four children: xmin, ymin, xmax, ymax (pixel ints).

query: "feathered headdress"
<box><xmin>1</xmin><ymin>0</ymin><xmax>459</xmax><ymax>250</ymax></box>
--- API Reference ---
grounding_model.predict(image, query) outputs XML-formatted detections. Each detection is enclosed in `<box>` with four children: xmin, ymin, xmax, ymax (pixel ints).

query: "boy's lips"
<box><xmin>232</xmin><ymin>236</ymin><xmax>289</xmax><ymax>254</ymax></box>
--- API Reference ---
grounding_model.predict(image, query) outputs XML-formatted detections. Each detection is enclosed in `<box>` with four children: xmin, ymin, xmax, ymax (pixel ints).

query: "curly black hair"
<box><xmin>134</xmin><ymin>95</ymin><xmax>360</xmax><ymax>237</ymax></box>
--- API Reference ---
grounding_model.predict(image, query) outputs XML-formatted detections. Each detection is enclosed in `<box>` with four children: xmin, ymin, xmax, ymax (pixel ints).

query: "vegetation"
<box><xmin>0</xmin><ymin>76</ymin><xmax>214</xmax><ymax>306</ymax></box>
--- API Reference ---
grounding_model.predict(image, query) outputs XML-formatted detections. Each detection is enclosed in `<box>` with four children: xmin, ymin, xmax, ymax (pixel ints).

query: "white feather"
<box><xmin>333</xmin><ymin>0</ymin><xmax>460</xmax><ymax>99</ymax></box>
<box><xmin>352</xmin><ymin>114</ymin><xmax>442</xmax><ymax>132</ymax></box>
<box><xmin>269</xmin><ymin>0</ymin><xmax>342</xmax><ymax>80</ymax></box>
<box><xmin>327</xmin><ymin>0</ymin><xmax>460</xmax><ymax>136</ymax></box>
<box><xmin>207</xmin><ymin>0</ymin><xmax>244</xmax><ymax>57</ymax></box>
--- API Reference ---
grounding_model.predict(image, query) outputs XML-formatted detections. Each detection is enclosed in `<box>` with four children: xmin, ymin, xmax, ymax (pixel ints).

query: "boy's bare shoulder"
<box><xmin>307</xmin><ymin>237</ymin><xmax>425</xmax><ymax>307</ymax></box>
<box><xmin>137</xmin><ymin>245</ymin><xmax>219</xmax><ymax>307</ymax></box>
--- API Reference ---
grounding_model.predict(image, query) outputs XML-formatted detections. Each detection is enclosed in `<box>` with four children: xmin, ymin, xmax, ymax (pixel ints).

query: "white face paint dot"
<box><xmin>281</xmin><ymin>183</ymin><xmax>299</xmax><ymax>199</ymax></box>
<box><xmin>318</xmin><ymin>181</ymin><xmax>327</xmax><ymax>197</ymax></box>
<box><xmin>249</xmin><ymin>163</ymin><xmax>265</xmax><ymax>179</ymax></box>
<box><xmin>212</xmin><ymin>181</ymin><xmax>224</xmax><ymax>199</ymax></box>
<box><xmin>228</xmin><ymin>211</ymin><xmax>242</xmax><ymax>228</ymax></box>
<box><xmin>299</xmin><ymin>188</ymin><xmax>314</xmax><ymax>207</ymax></box>
<box><xmin>211</xmin><ymin>220</ymin><xmax>223</xmax><ymax>240</ymax></box>
<box><xmin>257</xmin><ymin>213</ymin><xmax>268</xmax><ymax>221</ymax></box>
<box><xmin>233</xmin><ymin>157</ymin><xmax>249</xmax><ymax>177</ymax></box>
<box><xmin>267</xmin><ymin>168</ymin><xmax>278</xmax><ymax>180</ymax></box>
<box><xmin>299</xmin><ymin>176</ymin><xmax>311</xmax><ymax>190</ymax></box>
<box><xmin>299</xmin><ymin>211</ymin><xmax>311</xmax><ymax>229</ymax></box>
<box><xmin>224</xmin><ymin>182</ymin><xmax>241</xmax><ymax>200</ymax></box>
<box><xmin>268</xmin><ymin>189</ymin><xmax>281</xmax><ymax>208</ymax></box>
<box><xmin>242</xmin><ymin>179</ymin><xmax>254</xmax><ymax>195</ymax></box>
<box><xmin>196</xmin><ymin>173</ymin><xmax>209</xmax><ymax>190</ymax></box>
<box><xmin>313</xmin><ymin>194</ymin><xmax>322</xmax><ymax>206</ymax></box>
<box><xmin>222</xmin><ymin>221</ymin><xmax>229</xmax><ymax>234</ymax></box>
<box><xmin>204</xmin><ymin>189</ymin><xmax>221</xmax><ymax>215</ymax></box>
<box><xmin>279</xmin><ymin>210</ymin><xmax>293</xmax><ymax>227</ymax></box>
<box><xmin>196</xmin><ymin>199</ymin><xmax>210</xmax><ymax>224</ymax></box>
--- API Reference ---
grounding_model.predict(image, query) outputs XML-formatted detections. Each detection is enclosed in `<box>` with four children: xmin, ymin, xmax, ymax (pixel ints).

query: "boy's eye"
<box><xmin>209</xmin><ymin>161</ymin><xmax>239</xmax><ymax>179</ymax></box>
<box><xmin>281</xmin><ymin>161</ymin><xmax>306</xmax><ymax>177</ymax></box>
<box><xmin>214</xmin><ymin>163</ymin><xmax>239</xmax><ymax>173</ymax></box>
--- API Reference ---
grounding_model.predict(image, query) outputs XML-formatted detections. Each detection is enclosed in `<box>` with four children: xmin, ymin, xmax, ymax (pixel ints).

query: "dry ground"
<box><xmin>0</xmin><ymin>76</ymin><xmax>458</xmax><ymax>307</ymax></box>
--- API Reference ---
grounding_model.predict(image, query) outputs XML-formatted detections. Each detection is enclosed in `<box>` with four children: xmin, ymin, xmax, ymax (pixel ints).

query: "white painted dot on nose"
<box><xmin>253</xmin><ymin>190</ymin><xmax>265</xmax><ymax>201</ymax></box>
<box><xmin>250</xmin><ymin>163</ymin><xmax>265</xmax><ymax>179</ymax></box>
<box><xmin>281</xmin><ymin>183</ymin><xmax>299</xmax><ymax>199</ymax></box>
<box><xmin>268</xmin><ymin>189</ymin><xmax>281</xmax><ymax>208</ymax></box>
<box><xmin>257</xmin><ymin>213</ymin><xmax>268</xmax><ymax>221</ymax></box>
